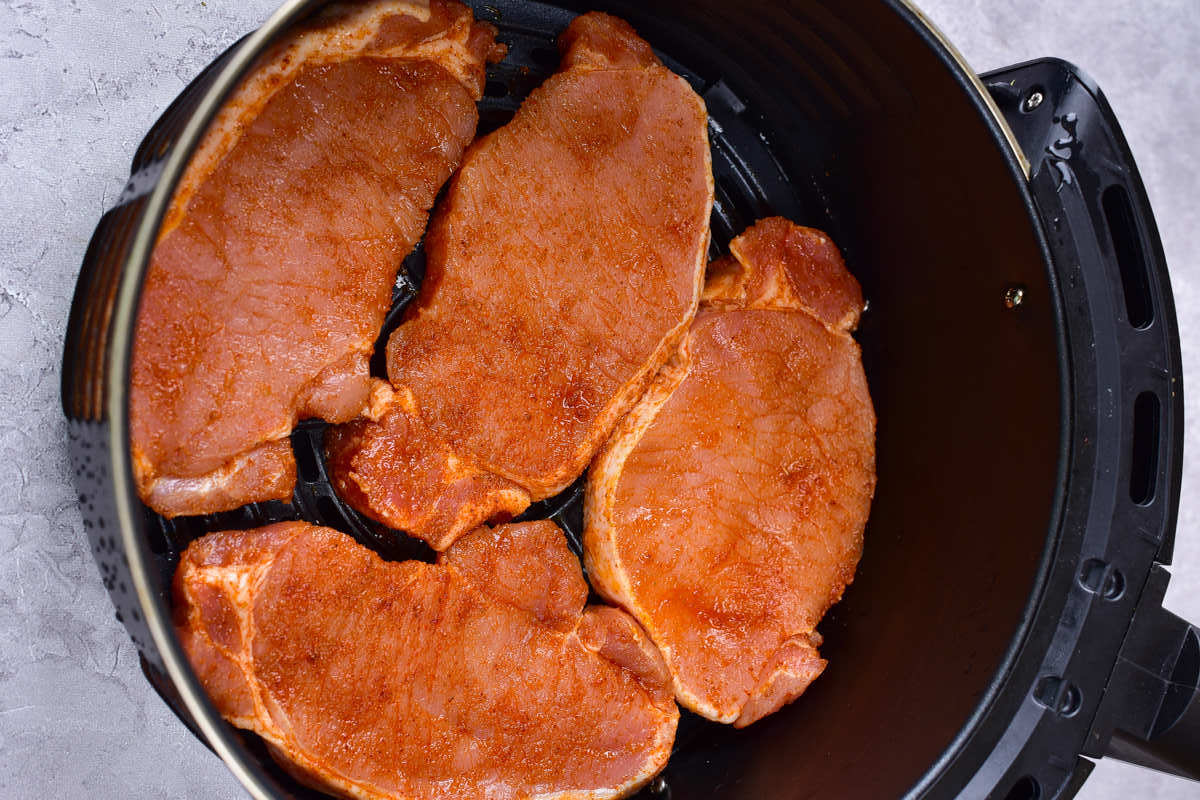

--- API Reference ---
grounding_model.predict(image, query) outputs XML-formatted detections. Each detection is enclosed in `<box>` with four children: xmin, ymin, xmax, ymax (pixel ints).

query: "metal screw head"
<box><xmin>1022</xmin><ymin>90</ymin><xmax>1044</xmax><ymax>113</ymax></box>
<box><xmin>1003</xmin><ymin>286</ymin><xmax>1025</xmax><ymax>309</ymax></box>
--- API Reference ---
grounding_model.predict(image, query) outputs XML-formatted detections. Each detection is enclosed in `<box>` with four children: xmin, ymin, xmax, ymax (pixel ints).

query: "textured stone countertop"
<box><xmin>1</xmin><ymin>1</ymin><xmax>1197</xmax><ymax>797</ymax></box>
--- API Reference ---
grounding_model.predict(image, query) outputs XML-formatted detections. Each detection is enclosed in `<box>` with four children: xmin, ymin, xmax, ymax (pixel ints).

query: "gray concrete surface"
<box><xmin>0</xmin><ymin>0</ymin><xmax>1196</xmax><ymax>797</ymax></box>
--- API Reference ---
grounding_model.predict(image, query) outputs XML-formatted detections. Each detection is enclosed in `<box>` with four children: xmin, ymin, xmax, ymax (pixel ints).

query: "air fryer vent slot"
<box><xmin>1130</xmin><ymin>391</ymin><xmax>1161</xmax><ymax>506</ymax></box>
<box><xmin>1103</xmin><ymin>184</ymin><xmax>1154</xmax><ymax>330</ymax></box>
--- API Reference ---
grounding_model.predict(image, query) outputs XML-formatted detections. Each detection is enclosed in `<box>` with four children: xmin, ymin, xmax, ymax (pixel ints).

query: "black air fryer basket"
<box><xmin>61</xmin><ymin>1</ymin><xmax>1200</xmax><ymax>798</ymax></box>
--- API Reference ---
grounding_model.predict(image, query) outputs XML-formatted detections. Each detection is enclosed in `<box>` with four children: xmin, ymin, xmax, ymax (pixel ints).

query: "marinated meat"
<box><xmin>327</xmin><ymin>12</ymin><xmax>713</xmax><ymax>550</ymax></box>
<box><xmin>585</xmin><ymin>217</ymin><xmax>876</xmax><ymax>727</ymax></box>
<box><xmin>174</xmin><ymin>520</ymin><xmax>678</xmax><ymax>800</ymax></box>
<box><xmin>131</xmin><ymin>0</ymin><xmax>500</xmax><ymax>517</ymax></box>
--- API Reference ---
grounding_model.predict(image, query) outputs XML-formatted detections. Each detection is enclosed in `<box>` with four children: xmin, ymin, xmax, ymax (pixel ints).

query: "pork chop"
<box><xmin>326</xmin><ymin>12</ymin><xmax>713</xmax><ymax>550</ymax></box>
<box><xmin>585</xmin><ymin>217</ymin><xmax>876</xmax><ymax>727</ymax></box>
<box><xmin>174</xmin><ymin>520</ymin><xmax>678</xmax><ymax>800</ymax></box>
<box><xmin>131</xmin><ymin>0</ymin><xmax>500</xmax><ymax>517</ymax></box>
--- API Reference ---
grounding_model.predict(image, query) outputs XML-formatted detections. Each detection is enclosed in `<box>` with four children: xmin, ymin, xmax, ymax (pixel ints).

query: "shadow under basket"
<box><xmin>62</xmin><ymin>1</ymin><xmax>1198</xmax><ymax>798</ymax></box>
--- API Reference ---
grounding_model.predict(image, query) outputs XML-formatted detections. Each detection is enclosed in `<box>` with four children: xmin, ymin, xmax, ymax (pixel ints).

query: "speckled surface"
<box><xmin>0</xmin><ymin>1</ymin><xmax>1196</xmax><ymax>798</ymax></box>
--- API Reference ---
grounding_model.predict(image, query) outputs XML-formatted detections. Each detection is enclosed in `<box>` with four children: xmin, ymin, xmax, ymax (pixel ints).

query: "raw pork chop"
<box><xmin>326</xmin><ymin>12</ymin><xmax>713</xmax><ymax>550</ymax></box>
<box><xmin>174</xmin><ymin>520</ymin><xmax>678</xmax><ymax>800</ymax></box>
<box><xmin>132</xmin><ymin>1</ymin><xmax>499</xmax><ymax>517</ymax></box>
<box><xmin>585</xmin><ymin>218</ymin><xmax>876</xmax><ymax>727</ymax></box>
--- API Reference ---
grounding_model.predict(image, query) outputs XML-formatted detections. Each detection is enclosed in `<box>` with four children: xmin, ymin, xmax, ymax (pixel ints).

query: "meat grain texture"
<box><xmin>131</xmin><ymin>0</ymin><xmax>500</xmax><ymax>517</ymax></box>
<box><xmin>174</xmin><ymin>521</ymin><xmax>678</xmax><ymax>800</ymax></box>
<box><xmin>586</xmin><ymin>218</ymin><xmax>877</xmax><ymax>727</ymax></box>
<box><xmin>327</xmin><ymin>12</ymin><xmax>714</xmax><ymax>550</ymax></box>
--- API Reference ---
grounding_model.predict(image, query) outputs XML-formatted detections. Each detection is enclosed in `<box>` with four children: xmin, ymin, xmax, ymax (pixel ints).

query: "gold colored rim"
<box><xmin>109</xmin><ymin>2</ymin><xmax>317</xmax><ymax>799</ymax></box>
<box><xmin>899</xmin><ymin>0</ymin><xmax>1032</xmax><ymax>178</ymax></box>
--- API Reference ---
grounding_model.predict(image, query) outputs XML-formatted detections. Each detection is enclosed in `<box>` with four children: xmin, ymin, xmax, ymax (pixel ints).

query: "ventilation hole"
<box><xmin>1103</xmin><ymin>184</ymin><xmax>1154</xmax><ymax>329</ymax></box>
<box><xmin>1130</xmin><ymin>391</ymin><xmax>1161</xmax><ymax>505</ymax></box>
<box><xmin>1154</xmin><ymin>628</ymin><xmax>1200</xmax><ymax>737</ymax></box>
<box><xmin>294</xmin><ymin>437</ymin><xmax>323</xmax><ymax>483</ymax></box>
<box><xmin>147</xmin><ymin>524</ymin><xmax>171</xmax><ymax>556</ymax></box>
<box><xmin>1003</xmin><ymin>775</ymin><xmax>1041</xmax><ymax>800</ymax></box>
<box><xmin>484</xmin><ymin>80</ymin><xmax>509</xmax><ymax>99</ymax></box>
<box><xmin>716</xmin><ymin>174</ymin><xmax>741</xmax><ymax>209</ymax></box>
<box><xmin>316</xmin><ymin>495</ymin><xmax>345</xmax><ymax>527</ymax></box>
<box><xmin>530</xmin><ymin>46</ymin><xmax>559</xmax><ymax>70</ymax></box>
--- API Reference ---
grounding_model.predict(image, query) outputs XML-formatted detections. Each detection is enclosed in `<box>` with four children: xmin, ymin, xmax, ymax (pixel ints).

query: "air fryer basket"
<box><xmin>61</xmin><ymin>1</ymin><xmax>1198</xmax><ymax>798</ymax></box>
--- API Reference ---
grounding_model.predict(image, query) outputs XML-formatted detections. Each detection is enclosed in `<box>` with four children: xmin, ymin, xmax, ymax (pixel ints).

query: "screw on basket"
<box><xmin>1004</xmin><ymin>285</ymin><xmax>1026</xmax><ymax>309</ymax></box>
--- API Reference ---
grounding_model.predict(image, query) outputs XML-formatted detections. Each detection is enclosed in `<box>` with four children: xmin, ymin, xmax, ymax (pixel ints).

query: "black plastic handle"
<box><xmin>1095</xmin><ymin>566</ymin><xmax>1200</xmax><ymax>779</ymax></box>
<box><xmin>984</xmin><ymin>58</ymin><xmax>1197</xmax><ymax>790</ymax></box>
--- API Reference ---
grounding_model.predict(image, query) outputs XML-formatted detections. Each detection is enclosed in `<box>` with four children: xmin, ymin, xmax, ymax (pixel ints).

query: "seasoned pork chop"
<box><xmin>585</xmin><ymin>218</ymin><xmax>876</xmax><ymax>727</ymax></box>
<box><xmin>174</xmin><ymin>521</ymin><xmax>678</xmax><ymax>800</ymax></box>
<box><xmin>326</xmin><ymin>12</ymin><xmax>713</xmax><ymax>550</ymax></box>
<box><xmin>131</xmin><ymin>1</ymin><xmax>499</xmax><ymax>517</ymax></box>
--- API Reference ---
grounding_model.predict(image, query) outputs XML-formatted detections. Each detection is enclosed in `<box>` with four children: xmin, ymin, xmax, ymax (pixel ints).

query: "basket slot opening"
<box><xmin>1130</xmin><ymin>390</ymin><xmax>1161</xmax><ymax>506</ymax></box>
<box><xmin>316</xmin><ymin>494</ymin><xmax>346</xmax><ymax>527</ymax></box>
<box><xmin>294</xmin><ymin>433</ymin><xmax>323</xmax><ymax>483</ymax></box>
<box><xmin>1103</xmin><ymin>183</ymin><xmax>1154</xmax><ymax>329</ymax></box>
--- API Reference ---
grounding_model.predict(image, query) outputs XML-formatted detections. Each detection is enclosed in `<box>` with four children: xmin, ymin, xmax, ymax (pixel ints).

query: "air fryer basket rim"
<box><xmin>76</xmin><ymin>1</ymin><xmax>1183</xmax><ymax>798</ymax></box>
<box><xmin>97</xmin><ymin>2</ymin><xmax>1050</xmax><ymax>798</ymax></box>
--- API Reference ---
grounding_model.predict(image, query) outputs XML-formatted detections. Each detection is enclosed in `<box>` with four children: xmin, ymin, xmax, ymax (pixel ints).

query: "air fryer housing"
<box><xmin>60</xmin><ymin>1</ymin><xmax>1199</xmax><ymax>798</ymax></box>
